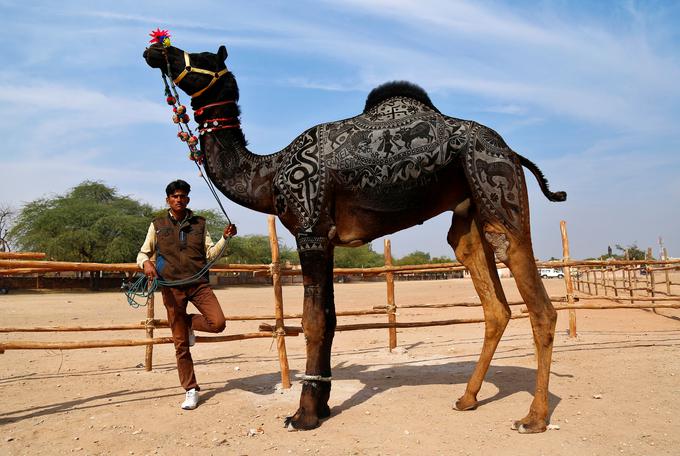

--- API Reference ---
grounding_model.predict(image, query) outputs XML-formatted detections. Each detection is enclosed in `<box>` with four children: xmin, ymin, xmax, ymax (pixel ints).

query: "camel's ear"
<box><xmin>217</xmin><ymin>45</ymin><xmax>228</xmax><ymax>61</ymax></box>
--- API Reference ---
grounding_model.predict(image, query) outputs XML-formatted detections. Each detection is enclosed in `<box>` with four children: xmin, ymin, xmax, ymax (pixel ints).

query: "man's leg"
<box><xmin>161</xmin><ymin>286</ymin><xmax>199</xmax><ymax>391</ymax></box>
<box><xmin>188</xmin><ymin>283</ymin><xmax>226</xmax><ymax>333</ymax></box>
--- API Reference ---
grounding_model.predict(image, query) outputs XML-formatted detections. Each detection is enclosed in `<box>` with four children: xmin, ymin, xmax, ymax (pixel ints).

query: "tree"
<box><xmin>395</xmin><ymin>250</ymin><xmax>431</xmax><ymax>265</ymax></box>
<box><xmin>597</xmin><ymin>243</ymin><xmax>650</xmax><ymax>261</ymax></box>
<box><xmin>615</xmin><ymin>243</ymin><xmax>648</xmax><ymax>260</ymax></box>
<box><xmin>0</xmin><ymin>204</ymin><xmax>15</xmax><ymax>252</ymax></box>
<box><xmin>219</xmin><ymin>234</ymin><xmax>298</xmax><ymax>265</ymax></box>
<box><xmin>9</xmin><ymin>181</ymin><xmax>154</xmax><ymax>263</ymax></box>
<box><xmin>334</xmin><ymin>243</ymin><xmax>383</xmax><ymax>268</ymax></box>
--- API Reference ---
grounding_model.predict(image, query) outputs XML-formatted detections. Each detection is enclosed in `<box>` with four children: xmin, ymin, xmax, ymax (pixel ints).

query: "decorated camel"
<box><xmin>144</xmin><ymin>42</ymin><xmax>566</xmax><ymax>433</ymax></box>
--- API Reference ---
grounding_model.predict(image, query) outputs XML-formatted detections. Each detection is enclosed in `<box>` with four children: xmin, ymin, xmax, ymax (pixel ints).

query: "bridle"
<box><xmin>156</xmin><ymin>46</ymin><xmax>241</xmax><ymax>136</ymax></box>
<box><xmin>166</xmin><ymin>49</ymin><xmax>229</xmax><ymax>98</ymax></box>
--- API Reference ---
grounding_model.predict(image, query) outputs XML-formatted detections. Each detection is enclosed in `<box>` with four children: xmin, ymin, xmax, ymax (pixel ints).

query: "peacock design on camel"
<box><xmin>144</xmin><ymin>42</ymin><xmax>566</xmax><ymax>434</ymax></box>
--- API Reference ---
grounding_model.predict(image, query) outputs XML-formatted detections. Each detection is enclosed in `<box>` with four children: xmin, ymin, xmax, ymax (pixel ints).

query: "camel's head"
<box><xmin>143</xmin><ymin>43</ymin><xmax>234</xmax><ymax>102</ymax></box>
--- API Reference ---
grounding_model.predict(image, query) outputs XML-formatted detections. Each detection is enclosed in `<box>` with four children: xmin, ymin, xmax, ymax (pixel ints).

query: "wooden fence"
<box><xmin>1</xmin><ymin>218</ymin><xmax>679</xmax><ymax>389</ymax></box>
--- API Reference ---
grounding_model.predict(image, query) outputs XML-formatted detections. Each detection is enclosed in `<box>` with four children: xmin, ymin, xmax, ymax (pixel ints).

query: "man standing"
<box><xmin>137</xmin><ymin>179</ymin><xmax>237</xmax><ymax>410</ymax></box>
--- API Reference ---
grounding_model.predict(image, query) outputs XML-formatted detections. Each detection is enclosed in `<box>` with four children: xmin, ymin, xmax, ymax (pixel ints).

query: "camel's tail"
<box><xmin>519</xmin><ymin>155</ymin><xmax>567</xmax><ymax>202</ymax></box>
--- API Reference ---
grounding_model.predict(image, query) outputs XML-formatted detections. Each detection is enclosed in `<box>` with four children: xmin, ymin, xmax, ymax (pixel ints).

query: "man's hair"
<box><xmin>165</xmin><ymin>179</ymin><xmax>191</xmax><ymax>196</ymax></box>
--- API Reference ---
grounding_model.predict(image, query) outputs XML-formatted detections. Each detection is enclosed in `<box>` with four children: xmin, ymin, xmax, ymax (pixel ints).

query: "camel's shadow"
<box><xmin>1</xmin><ymin>346</ymin><xmax>568</xmax><ymax>426</ymax></box>
<box><xmin>201</xmin><ymin>354</ymin><xmax>565</xmax><ymax>425</ymax></box>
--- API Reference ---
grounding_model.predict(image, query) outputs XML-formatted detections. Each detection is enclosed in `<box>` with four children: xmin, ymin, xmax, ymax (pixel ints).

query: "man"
<box><xmin>137</xmin><ymin>179</ymin><xmax>237</xmax><ymax>410</ymax></box>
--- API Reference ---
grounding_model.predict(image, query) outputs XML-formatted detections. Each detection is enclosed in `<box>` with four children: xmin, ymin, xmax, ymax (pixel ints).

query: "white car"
<box><xmin>539</xmin><ymin>268</ymin><xmax>564</xmax><ymax>279</ymax></box>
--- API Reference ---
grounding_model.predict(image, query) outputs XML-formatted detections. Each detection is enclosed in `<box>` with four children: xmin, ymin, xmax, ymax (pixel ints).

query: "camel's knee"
<box><xmin>528</xmin><ymin>306</ymin><xmax>557</xmax><ymax>347</ymax></box>
<box><xmin>302</xmin><ymin>285</ymin><xmax>334</xmax><ymax>342</ymax></box>
<box><xmin>484</xmin><ymin>308</ymin><xmax>511</xmax><ymax>340</ymax></box>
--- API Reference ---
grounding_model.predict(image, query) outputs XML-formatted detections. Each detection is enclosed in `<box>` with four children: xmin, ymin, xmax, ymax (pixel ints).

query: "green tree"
<box><xmin>334</xmin><ymin>243</ymin><xmax>383</xmax><ymax>268</ymax></box>
<box><xmin>615</xmin><ymin>243</ymin><xmax>648</xmax><ymax>260</ymax></box>
<box><xmin>395</xmin><ymin>250</ymin><xmax>431</xmax><ymax>265</ymax></box>
<box><xmin>9</xmin><ymin>181</ymin><xmax>154</xmax><ymax>262</ymax></box>
<box><xmin>222</xmin><ymin>234</ymin><xmax>298</xmax><ymax>264</ymax></box>
<box><xmin>0</xmin><ymin>203</ymin><xmax>15</xmax><ymax>252</ymax></box>
<box><xmin>430</xmin><ymin>255</ymin><xmax>453</xmax><ymax>263</ymax></box>
<box><xmin>596</xmin><ymin>243</ymin><xmax>649</xmax><ymax>261</ymax></box>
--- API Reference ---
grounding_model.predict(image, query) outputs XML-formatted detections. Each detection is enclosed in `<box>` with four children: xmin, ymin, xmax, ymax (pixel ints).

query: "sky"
<box><xmin>1</xmin><ymin>0</ymin><xmax>679</xmax><ymax>260</ymax></box>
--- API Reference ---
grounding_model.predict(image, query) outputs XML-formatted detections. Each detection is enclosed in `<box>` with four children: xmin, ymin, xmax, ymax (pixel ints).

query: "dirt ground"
<box><xmin>1</xmin><ymin>278</ymin><xmax>679</xmax><ymax>456</ymax></box>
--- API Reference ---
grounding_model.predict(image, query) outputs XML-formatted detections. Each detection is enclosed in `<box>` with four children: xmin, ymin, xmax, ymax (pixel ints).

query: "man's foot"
<box><xmin>188</xmin><ymin>328</ymin><xmax>196</xmax><ymax>347</ymax></box>
<box><xmin>181</xmin><ymin>388</ymin><xmax>199</xmax><ymax>410</ymax></box>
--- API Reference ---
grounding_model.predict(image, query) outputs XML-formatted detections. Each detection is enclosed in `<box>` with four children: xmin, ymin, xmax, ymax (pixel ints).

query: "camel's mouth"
<box><xmin>143</xmin><ymin>44</ymin><xmax>169</xmax><ymax>70</ymax></box>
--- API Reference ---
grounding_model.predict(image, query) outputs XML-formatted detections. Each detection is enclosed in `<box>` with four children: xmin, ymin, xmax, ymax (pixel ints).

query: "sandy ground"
<box><xmin>1</xmin><ymin>278</ymin><xmax>679</xmax><ymax>456</ymax></box>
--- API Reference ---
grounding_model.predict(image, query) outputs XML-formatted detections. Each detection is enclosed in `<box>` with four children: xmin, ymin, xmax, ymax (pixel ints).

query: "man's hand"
<box><xmin>223</xmin><ymin>224</ymin><xmax>237</xmax><ymax>239</ymax></box>
<box><xmin>143</xmin><ymin>260</ymin><xmax>158</xmax><ymax>279</ymax></box>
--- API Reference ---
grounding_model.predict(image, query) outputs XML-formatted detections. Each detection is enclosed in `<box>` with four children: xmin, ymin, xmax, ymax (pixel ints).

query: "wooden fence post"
<box><xmin>560</xmin><ymin>221</ymin><xmax>577</xmax><ymax>338</ymax></box>
<box><xmin>626</xmin><ymin>253</ymin><xmax>634</xmax><ymax>304</ymax></box>
<box><xmin>144</xmin><ymin>282</ymin><xmax>155</xmax><ymax>371</ymax></box>
<box><xmin>664</xmin><ymin>248</ymin><xmax>671</xmax><ymax>295</ymax></box>
<box><xmin>646</xmin><ymin>248</ymin><xmax>652</xmax><ymax>291</ymax></box>
<box><xmin>384</xmin><ymin>239</ymin><xmax>397</xmax><ymax>351</ymax></box>
<box><xmin>268</xmin><ymin>216</ymin><xmax>291</xmax><ymax>389</ymax></box>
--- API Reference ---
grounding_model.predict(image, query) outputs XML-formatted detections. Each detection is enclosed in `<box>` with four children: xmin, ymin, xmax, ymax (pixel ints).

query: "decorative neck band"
<box><xmin>198</xmin><ymin>117</ymin><xmax>241</xmax><ymax>135</ymax></box>
<box><xmin>194</xmin><ymin>100</ymin><xmax>236</xmax><ymax>118</ymax></box>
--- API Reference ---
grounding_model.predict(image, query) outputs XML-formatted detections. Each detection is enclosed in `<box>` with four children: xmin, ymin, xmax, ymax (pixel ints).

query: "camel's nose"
<box><xmin>143</xmin><ymin>48</ymin><xmax>149</xmax><ymax>60</ymax></box>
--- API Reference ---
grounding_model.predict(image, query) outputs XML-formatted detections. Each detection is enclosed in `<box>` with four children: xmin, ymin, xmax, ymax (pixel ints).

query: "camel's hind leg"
<box><xmin>486</xmin><ymin>224</ymin><xmax>557</xmax><ymax>433</ymax></box>
<box><xmin>447</xmin><ymin>212</ymin><xmax>511</xmax><ymax>411</ymax></box>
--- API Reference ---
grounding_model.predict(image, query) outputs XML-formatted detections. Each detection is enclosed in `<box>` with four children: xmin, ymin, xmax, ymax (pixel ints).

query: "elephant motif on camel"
<box><xmin>144</xmin><ymin>43</ymin><xmax>566</xmax><ymax>433</ymax></box>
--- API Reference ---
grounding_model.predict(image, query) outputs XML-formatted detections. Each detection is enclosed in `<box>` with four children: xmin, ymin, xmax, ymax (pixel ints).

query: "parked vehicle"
<box><xmin>538</xmin><ymin>268</ymin><xmax>564</xmax><ymax>279</ymax></box>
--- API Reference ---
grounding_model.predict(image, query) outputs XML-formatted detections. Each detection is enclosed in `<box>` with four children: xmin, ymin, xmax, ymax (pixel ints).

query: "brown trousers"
<box><xmin>161</xmin><ymin>283</ymin><xmax>226</xmax><ymax>391</ymax></box>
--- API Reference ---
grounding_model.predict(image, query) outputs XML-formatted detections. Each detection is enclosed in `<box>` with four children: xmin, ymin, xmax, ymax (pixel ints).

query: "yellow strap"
<box><xmin>172</xmin><ymin>53</ymin><xmax>192</xmax><ymax>84</ymax></box>
<box><xmin>190</xmin><ymin>69</ymin><xmax>228</xmax><ymax>98</ymax></box>
<box><xmin>172</xmin><ymin>52</ymin><xmax>228</xmax><ymax>98</ymax></box>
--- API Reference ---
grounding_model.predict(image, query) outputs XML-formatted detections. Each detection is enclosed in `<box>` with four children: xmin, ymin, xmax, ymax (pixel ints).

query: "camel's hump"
<box><xmin>363</xmin><ymin>81</ymin><xmax>440</xmax><ymax>114</ymax></box>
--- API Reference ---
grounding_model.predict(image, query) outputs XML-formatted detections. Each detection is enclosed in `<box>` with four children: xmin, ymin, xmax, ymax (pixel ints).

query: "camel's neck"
<box><xmin>199</xmin><ymin>121</ymin><xmax>280</xmax><ymax>216</ymax></box>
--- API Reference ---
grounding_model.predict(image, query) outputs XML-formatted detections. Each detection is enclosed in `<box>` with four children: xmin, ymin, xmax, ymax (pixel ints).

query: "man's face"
<box><xmin>166</xmin><ymin>191</ymin><xmax>190</xmax><ymax>213</ymax></box>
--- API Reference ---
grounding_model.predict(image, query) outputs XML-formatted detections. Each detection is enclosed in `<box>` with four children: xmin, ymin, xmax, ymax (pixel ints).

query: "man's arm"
<box><xmin>205</xmin><ymin>224</ymin><xmax>237</xmax><ymax>261</ymax></box>
<box><xmin>137</xmin><ymin>223</ymin><xmax>159</xmax><ymax>277</ymax></box>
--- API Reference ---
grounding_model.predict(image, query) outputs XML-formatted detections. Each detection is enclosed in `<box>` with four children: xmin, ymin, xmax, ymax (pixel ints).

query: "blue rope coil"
<box><xmin>123</xmin><ymin>236</ymin><xmax>230</xmax><ymax>308</ymax></box>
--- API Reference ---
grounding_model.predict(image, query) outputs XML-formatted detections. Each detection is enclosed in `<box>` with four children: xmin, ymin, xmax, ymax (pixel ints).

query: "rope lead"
<box><xmin>124</xmin><ymin>237</ymin><xmax>230</xmax><ymax>308</ymax></box>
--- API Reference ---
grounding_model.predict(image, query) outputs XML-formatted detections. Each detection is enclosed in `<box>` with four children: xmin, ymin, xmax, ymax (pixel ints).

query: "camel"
<box><xmin>144</xmin><ymin>43</ymin><xmax>566</xmax><ymax>433</ymax></box>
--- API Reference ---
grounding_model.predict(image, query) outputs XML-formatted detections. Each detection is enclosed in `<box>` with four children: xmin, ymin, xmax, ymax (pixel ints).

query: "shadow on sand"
<box><xmin>4</xmin><ymin>331</ymin><xmax>680</xmax><ymax>426</ymax></box>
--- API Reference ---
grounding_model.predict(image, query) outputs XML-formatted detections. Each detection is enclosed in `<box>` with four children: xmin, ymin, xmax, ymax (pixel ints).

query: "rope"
<box><xmin>124</xmin><ymin>237</ymin><xmax>230</xmax><ymax>308</ymax></box>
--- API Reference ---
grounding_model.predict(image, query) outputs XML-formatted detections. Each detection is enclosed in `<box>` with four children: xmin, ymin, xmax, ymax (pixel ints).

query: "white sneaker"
<box><xmin>181</xmin><ymin>388</ymin><xmax>199</xmax><ymax>410</ymax></box>
<box><xmin>188</xmin><ymin>328</ymin><xmax>196</xmax><ymax>347</ymax></box>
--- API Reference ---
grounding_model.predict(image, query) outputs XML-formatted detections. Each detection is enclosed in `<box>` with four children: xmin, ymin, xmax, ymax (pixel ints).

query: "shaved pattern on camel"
<box><xmin>463</xmin><ymin>125</ymin><xmax>528</xmax><ymax>234</ymax></box>
<box><xmin>275</xmin><ymin>97</ymin><xmax>470</xmax><ymax>229</ymax></box>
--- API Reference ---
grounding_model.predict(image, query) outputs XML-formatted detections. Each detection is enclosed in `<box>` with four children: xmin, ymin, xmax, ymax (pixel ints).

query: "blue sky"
<box><xmin>1</xmin><ymin>0</ymin><xmax>679</xmax><ymax>260</ymax></box>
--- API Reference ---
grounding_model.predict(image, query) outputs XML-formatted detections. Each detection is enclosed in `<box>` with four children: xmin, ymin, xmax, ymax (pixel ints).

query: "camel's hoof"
<box><xmin>453</xmin><ymin>397</ymin><xmax>478</xmax><ymax>411</ymax></box>
<box><xmin>511</xmin><ymin>420</ymin><xmax>547</xmax><ymax>434</ymax></box>
<box><xmin>283</xmin><ymin>412</ymin><xmax>320</xmax><ymax>431</ymax></box>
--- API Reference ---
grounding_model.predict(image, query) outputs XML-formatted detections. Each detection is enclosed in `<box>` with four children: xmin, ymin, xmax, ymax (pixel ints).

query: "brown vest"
<box><xmin>152</xmin><ymin>210</ymin><xmax>209</xmax><ymax>284</ymax></box>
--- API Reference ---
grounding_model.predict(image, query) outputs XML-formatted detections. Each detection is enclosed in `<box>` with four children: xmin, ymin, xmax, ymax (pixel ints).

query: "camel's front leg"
<box><xmin>285</xmin><ymin>234</ymin><xmax>336</xmax><ymax>430</ymax></box>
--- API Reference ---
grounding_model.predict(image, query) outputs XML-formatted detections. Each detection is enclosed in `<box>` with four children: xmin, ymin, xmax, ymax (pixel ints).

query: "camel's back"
<box><xmin>274</xmin><ymin>94</ymin><xmax>471</xmax><ymax>230</ymax></box>
<box><xmin>320</xmin><ymin>96</ymin><xmax>470</xmax><ymax>182</ymax></box>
